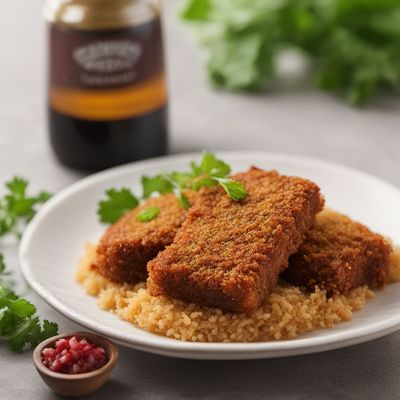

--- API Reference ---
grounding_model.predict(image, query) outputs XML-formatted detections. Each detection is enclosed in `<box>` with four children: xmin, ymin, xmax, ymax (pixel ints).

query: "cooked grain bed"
<box><xmin>76</xmin><ymin>243</ymin><xmax>400</xmax><ymax>342</ymax></box>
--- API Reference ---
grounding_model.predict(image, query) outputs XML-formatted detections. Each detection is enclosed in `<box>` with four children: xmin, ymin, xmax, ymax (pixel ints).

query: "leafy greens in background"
<box><xmin>180</xmin><ymin>0</ymin><xmax>400</xmax><ymax>105</ymax></box>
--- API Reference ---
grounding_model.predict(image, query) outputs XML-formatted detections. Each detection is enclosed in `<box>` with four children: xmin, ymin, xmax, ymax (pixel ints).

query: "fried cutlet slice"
<box><xmin>95</xmin><ymin>192</ymin><xmax>195</xmax><ymax>284</ymax></box>
<box><xmin>147</xmin><ymin>167</ymin><xmax>324</xmax><ymax>314</ymax></box>
<box><xmin>282</xmin><ymin>209</ymin><xmax>392</xmax><ymax>292</ymax></box>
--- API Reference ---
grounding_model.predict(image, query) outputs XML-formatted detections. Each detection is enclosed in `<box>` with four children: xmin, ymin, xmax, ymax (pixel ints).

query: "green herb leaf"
<box><xmin>141</xmin><ymin>175</ymin><xmax>174</xmax><ymax>198</ymax></box>
<box><xmin>214</xmin><ymin>178</ymin><xmax>248</xmax><ymax>201</ymax></box>
<box><xmin>181</xmin><ymin>0</ymin><xmax>211</xmax><ymax>20</ymax></box>
<box><xmin>169</xmin><ymin>172</ymin><xmax>194</xmax><ymax>188</ymax></box>
<box><xmin>0</xmin><ymin>298</ymin><xmax>36</xmax><ymax>319</ymax></box>
<box><xmin>0</xmin><ymin>254</ymin><xmax>59</xmax><ymax>351</ymax></box>
<box><xmin>191</xmin><ymin>152</ymin><xmax>231</xmax><ymax>178</ymax></box>
<box><xmin>136</xmin><ymin>207</ymin><xmax>161</xmax><ymax>222</ymax></box>
<box><xmin>6</xmin><ymin>177</ymin><xmax>28</xmax><ymax>198</ymax></box>
<box><xmin>7</xmin><ymin>318</ymin><xmax>39</xmax><ymax>351</ymax></box>
<box><xmin>0</xmin><ymin>255</ymin><xmax>5</xmax><ymax>275</ymax></box>
<box><xmin>97</xmin><ymin>188</ymin><xmax>139</xmax><ymax>224</ymax></box>
<box><xmin>0</xmin><ymin>285</ymin><xmax>16</xmax><ymax>301</ymax></box>
<box><xmin>188</xmin><ymin>176</ymin><xmax>217</xmax><ymax>191</ymax></box>
<box><xmin>0</xmin><ymin>309</ymin><xmax>18</xmax><ymax>336</ymax></box>
<box><xmin>0</xmin><ymin>177</ymin><xmax>53</xmax><ymax>239</ymax></box>
<box><xmin>177</xmin><ymin>189</ymin><xmax>191</xmax><ymax>210</ymax></box>
<box><xmin>40</xmin><ymin>320</ymin><xmax>59</xmax><ymax>342</ymax></box>
<box><xmin>35</xmin><ymin>191</ymin><xmax>53</xmax><ymax>204</ymax></box>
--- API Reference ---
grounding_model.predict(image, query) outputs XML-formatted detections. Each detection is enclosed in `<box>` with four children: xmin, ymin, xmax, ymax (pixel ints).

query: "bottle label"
<box><xmin>49</xmin><ymin>19</ymin><xmax>167</xmax><ymax>120</ymax></box>
<box><xmin>72</xmin><ymin>40</ymin><xmax>142</xmax><ymax>86</ymax></box>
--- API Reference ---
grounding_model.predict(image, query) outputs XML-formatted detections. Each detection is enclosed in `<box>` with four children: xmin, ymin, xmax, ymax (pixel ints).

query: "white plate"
<box><xmin>19</xmin><ymin>151</ymin><xmax>400</xmax><ymax>360</ymax></box>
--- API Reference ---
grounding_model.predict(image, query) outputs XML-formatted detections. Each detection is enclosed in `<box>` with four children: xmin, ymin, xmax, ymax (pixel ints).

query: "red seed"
<box><xmin>41</xmin><ymin>336</ymin><xmax>107</xmax><ymax>374</ymax></box>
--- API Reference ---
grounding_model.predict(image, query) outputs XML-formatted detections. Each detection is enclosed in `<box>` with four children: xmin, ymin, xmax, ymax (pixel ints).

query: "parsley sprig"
<box><xmin>0</xmin><ymin>177</ymin><xmax>58</xmax><ymax>351</ymax></box>
<box><xmin>0</xmin><ymin>253</ymin><xmax>59</xmax><ymax>352</ymax></box>
<box><xmin>0</xmin><ymin>177</ymin><xmax>52</xmax><ymax>239</ymax></box>
<box><xmin>0</xmin><ymin>262</ymin><xmax>58</xmax><ymax>351</ymax></box>
<box><xmin>142</xmin><ymin>152</ymin><xmax>247</xmax><ymax>209</ymax></box>
<box><xmin>97</xmin><ymin>153</ymin><xmax>248</xmax><ymax>224</ymax></box>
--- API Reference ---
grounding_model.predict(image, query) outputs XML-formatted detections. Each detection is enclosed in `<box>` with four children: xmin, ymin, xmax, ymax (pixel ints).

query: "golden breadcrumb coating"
<box><xmin>147</xmin><ymin>167</ymin><xmax>324</xmax><ymax>314</ymax></box>
<box><xmin>95</xmin><ymin>192</ymin><xmax>195</xmax><ymax>284</ymax></box>
<box><xmin>283</xmin><ymin>209</ymin><xmax>392</xmax><ymax>292</ymax></box>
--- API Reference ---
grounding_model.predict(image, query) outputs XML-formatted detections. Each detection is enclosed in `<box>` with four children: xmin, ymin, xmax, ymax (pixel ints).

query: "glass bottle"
<box><xmin>45</xmin><ymin>0</ymin><xmax>168</xmax><ymax>171</ymax></box>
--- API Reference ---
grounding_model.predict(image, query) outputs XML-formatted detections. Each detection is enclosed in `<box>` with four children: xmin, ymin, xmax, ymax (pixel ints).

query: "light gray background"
<box><xmin>1</xmin><ymin>1</ymin><xmax>400</xmax><ymax>399</ymax></box>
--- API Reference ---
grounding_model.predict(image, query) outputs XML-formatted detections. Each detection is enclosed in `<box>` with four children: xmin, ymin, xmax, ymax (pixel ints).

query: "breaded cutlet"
<box><xmin>283</xmin><ymin>209</ymin><xmax>392</xmax><ymax>292</ymax></box>
<box><xmin>95</xmin><ymin>192</ymin><xmax>195</xmax><ymax>284</ymax></box>
<box><xmin>147</xmin><ymin>167</ymin><xmax>324</xmax><ymax>314</ymax></box>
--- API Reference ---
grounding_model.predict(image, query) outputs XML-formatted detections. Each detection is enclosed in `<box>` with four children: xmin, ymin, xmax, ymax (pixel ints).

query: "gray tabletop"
<box><xmin>1</xmin><ymin>1</ymin><xmax>400</xmax><ymax>399</ymax></box>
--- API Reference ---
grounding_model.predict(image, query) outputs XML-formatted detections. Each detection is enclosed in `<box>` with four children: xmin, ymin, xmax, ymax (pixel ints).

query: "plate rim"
<box><xmin>19</xmin><ymin>151</ymin><xmax>400</xmax><ymax>359</ymax></box>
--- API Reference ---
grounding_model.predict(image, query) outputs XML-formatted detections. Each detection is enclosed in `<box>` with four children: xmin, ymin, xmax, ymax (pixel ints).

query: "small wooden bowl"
<box><xmin>33</xmin><ymin>331</ymin><xmax>119</xmax><ymax>397</ymax></box>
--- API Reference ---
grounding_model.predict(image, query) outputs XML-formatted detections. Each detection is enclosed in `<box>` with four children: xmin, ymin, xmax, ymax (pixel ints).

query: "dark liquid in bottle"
<box><xmin>49</xmin><ymin>106</ymin><xmax>167</xmax><ymax>171</ymax></box>
<box><xmin>48</xmin><ymin>17</ymin><xmax>168</xmax><ymax>171</ymax></box>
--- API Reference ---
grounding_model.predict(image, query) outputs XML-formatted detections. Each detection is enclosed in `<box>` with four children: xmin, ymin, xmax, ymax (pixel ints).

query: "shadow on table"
<box><xmin>44</xmin><ymin>332</ymin><xmax>399</xmax><ymax>400</ymax></box>
<box><xmin>42</xmin><ymin>380</ymin><xmax>132</xmax><ymax>400</ymax></box>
